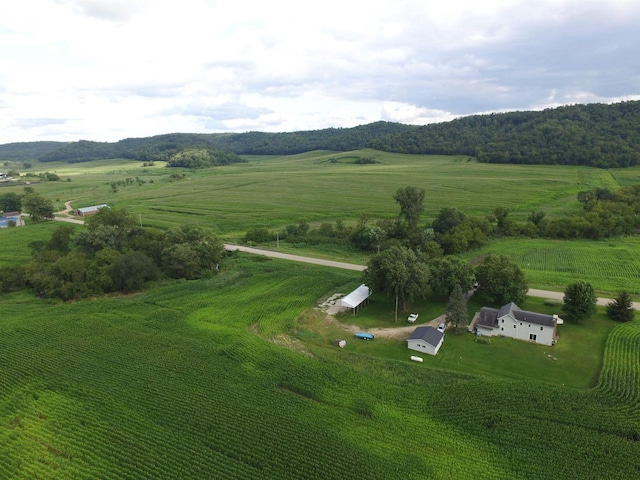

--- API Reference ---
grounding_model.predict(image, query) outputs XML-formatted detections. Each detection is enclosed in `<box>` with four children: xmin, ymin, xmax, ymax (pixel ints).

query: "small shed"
<box><xmin>340</xmin><ymin>284</ymin><xmax>371</xmax><ymax>315</ymax></box>
<box><xmin>407</xmin><ymin>326</ymin><xmax>444</xmax><ymax>356</ymax></box>
<box><xmin>0</xmin><ymin>213</ymin><xmax>24</xmax><ymax>228</ymax></box>
<box><xmin>75</xmin><ymin>204</ymin><xmax>109</xmax><ymax>217</ymax></box>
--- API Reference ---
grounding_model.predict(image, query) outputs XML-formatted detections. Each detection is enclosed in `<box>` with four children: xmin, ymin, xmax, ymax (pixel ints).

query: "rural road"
<box><xmin>224</xmin><ymin>244</ymin><xmax>365</xmax><ymax>271</ymax></box>
<box><xmin>224</xmin><ymin>244</ymin><xmax>640</xmax><ymax>310</ymax></box>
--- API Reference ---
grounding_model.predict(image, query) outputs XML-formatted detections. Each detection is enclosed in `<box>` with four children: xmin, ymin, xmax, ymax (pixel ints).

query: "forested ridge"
<box><xmin>369</xmin><ymin>100</ymin><xmax>640</xmax><ymax>167</ymax></box>
<box><xmin>2</xmin><ymin>101</ymin><xmax>640</xmax><ymax>166</ymax></box>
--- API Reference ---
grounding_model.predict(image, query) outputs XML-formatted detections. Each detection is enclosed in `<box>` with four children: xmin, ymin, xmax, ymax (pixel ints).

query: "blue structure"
<box><xmin>355</xmin><ymin>332</ymin><xmax>374</xmax><ymax>340</ymax></box>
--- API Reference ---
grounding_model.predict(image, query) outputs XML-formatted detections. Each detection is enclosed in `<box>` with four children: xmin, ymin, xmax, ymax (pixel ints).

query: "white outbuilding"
<box><xmin>340</xmin><ymin>284</ymin><xmax>371</xmax><ymax>315</ymax></box>
<box><xmin>407</xmin><ymin>326</ymin><xmax>444</xmax><ymax>356</ymax></box>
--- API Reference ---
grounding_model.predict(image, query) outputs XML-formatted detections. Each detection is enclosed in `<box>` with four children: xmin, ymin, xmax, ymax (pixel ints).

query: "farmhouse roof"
<box><xmin>341</xmin><ymin>284</ymin><xmax>371</xmax><ymax>309</ymax></box>
<box><xmin>478</xmin><ymin>303</ymin><xmax>557</xmax><ymax>328</ymax></box>
<box><xmin>408</xmin><ymin>326</ymin><xmax>443</xmax><ymax>347</ymax></box>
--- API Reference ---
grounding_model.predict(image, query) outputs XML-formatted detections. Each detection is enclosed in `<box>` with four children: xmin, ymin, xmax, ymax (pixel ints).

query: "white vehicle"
<box><xmin>407</xmin><ymin>313</ymin><xmax>419</xmax><ymax>323</ymax></box>
<box><xmin>437</xmin><ymin>323</ymin><xmax>446</xmax><ymax>333</ymax></box>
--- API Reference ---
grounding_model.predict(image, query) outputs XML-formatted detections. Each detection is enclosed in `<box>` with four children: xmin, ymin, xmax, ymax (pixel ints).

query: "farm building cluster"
<box><xmin>335</xmin><ymin>285</ymin><xmax>563</xmax><ymax>362</ymax></box>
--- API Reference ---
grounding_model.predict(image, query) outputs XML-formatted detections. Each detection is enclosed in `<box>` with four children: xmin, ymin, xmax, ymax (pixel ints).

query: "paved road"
<box><xmin>224</xmin><ymin>244</ymin><xmax>640</xmax><ymax>310</ymax></box>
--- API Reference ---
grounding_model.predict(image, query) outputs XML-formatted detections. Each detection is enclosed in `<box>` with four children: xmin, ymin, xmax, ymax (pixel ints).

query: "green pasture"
<box><xmin>466</xmin><ymin>237</ymin><xmax>640</xmax><ymax>296</ymax></box>
<box><xmin>12</xmin><ymin>151</ymin><xmax>626</xmax><ymax>238</ymax></box>
<box><xmin>1</xmin><ymin>255</ymin><xmax>639</xmax><ymax>479</ymax></box>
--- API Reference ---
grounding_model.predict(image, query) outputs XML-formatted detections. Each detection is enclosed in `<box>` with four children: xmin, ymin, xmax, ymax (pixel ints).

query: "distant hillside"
<box><xmin>368</xmin><ymin>100</ymin><xmax>640</xmax><ymax>168</ymax></box>
<box><xmin>0</xmin><ymin>122</ymin><xmax>413</xmax><ymax>164</ymax></box>
<box><xmin>2</xmin><ymin>102</ymin><xmax>640</xmax><ymax>167</ymax></box>
<box><xmin>0</xmin><ymin>141</ymin><xmax>67</xmax><ymax>161</ymax></box>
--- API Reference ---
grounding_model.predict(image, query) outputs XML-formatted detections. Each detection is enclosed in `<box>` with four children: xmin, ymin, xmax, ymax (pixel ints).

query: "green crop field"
<box><xmin>18</xmin><ymin>151</ymin><xmax>625</xmax><ymax>238</ymax></box>
<box><xmin>466</xmin><ymin>237</ymin><xmax>640</xmax><ymax>295</ymax></box>
<box><xmin>1</xmin><ymin>255</ymin><xmax>639</xmax><ymax>479</ymax></box>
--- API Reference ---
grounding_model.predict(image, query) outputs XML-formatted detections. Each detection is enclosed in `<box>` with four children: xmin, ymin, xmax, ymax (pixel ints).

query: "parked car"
<box><xmin>407</xmin><ymin>313</ymin><xmax>419</xmax><ymax>323</ymax></box>
<box><xmin>437</xmin><ymin>323</ymin><xmax>446</xmax><ymax>333</ymax></box>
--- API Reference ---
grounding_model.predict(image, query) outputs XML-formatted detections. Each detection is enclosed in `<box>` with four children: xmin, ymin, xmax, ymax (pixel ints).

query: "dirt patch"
<box><xmin>315</xmin><ymin>295</ymin><xmax>448</xmax><ymax>340</ymax></box>
<box><xmin>269</xmin><ymin>333</ymin><xmax>313</xmax><ymax>357</ymax></box>
<box><xmin>314</xmin><ymin>292</ymin><xmax>346</xmax><ymax>316</ymax></box>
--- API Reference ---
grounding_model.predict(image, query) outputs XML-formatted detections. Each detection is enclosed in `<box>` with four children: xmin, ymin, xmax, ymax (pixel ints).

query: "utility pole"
<box><xmin>395</xmin><ymin>294</ymin><xmax>398</xmax><ymax>323</ymax></box>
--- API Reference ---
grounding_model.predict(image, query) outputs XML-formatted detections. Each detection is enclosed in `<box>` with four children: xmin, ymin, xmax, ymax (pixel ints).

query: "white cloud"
<box><xmin>0</xmin><ymin>0</ymin><xmax>639</xmax><ymax>142</ymax></box>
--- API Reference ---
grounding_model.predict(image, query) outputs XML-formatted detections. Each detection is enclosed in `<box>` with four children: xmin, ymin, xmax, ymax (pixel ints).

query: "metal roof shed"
<box><xmin>341</xmin><ymin>284</ymin><xmax>371</xmax><ymax>315</ymax></box>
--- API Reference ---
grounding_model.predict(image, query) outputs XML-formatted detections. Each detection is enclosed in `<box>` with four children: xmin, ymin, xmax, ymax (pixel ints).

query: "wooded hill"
<box><xmin>2</xmin><ymin>100</ymin><xmax>640</xmax><ymax>167</ymax></box>
<box><xmin>369</xmin><ymin>100</ymin><xmax>640</xmax><ymax>168</ymax></box>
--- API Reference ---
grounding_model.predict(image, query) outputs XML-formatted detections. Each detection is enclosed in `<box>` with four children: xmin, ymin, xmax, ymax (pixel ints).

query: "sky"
<box><xmin>1</xmin><ymin>0</ymin><xmax>639</xmax><ymax>144</ymax></box>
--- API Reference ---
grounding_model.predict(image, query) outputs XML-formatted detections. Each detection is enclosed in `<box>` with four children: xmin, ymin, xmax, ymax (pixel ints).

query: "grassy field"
<box><xmin>1</xmin><ymin>255</ymin><xmax>639</xmax><ymax>479</ymax></box>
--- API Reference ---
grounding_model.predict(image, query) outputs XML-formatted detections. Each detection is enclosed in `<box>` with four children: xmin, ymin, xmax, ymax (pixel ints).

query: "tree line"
<box><xmin>0</xmin><ymin>123</ymin><xmax>412</xmax><ymax>163</ymax></box>
<box><xmin>0</xmin><ymin>208</ymin><xmax>224</xmax><ymax>300</ymax></box>
<box><xmin>368</xmin><ymin>101</ymin><xmax>640</xmax><ymax>167</ymax></box>
<box><xmin>3</xmin><ymin>102</ymin><xmax>640</xmax><ymax>167</ymax></box>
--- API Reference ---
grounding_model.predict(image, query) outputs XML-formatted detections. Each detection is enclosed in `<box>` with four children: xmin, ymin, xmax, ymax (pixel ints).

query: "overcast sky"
<box><xmin>1</xmin><ymin>0</ymin><xmax>639</xmax><ymax>143</ymax></box>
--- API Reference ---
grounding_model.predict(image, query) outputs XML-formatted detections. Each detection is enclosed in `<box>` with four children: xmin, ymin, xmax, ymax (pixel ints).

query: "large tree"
<box><xmin>364</xmin><ymin>245</ymin><xmax>430</xmax><ymax>315</ymax></box>
<box><xmin>606</xmin><ymin>291</ymin><xmax>635</xmax><ymax>323</ymax></box>
<box><xmin>161</xmin><ymin>225</ymin><xmax>224</xmax><ymax>279</ymax></box>
<box><xmin>431</xmin><ymin>207</ymin><xmax>466</xmax><ymax>235</ymax></box>
<box><xmin>393</xmin><ymin>186</ymin><xmax>425</xmax><ymax>230</ymax></box>
<box><xmin>562</xmin><ymin>281</ymin><xmax>597</xmax><ymax>322</ymax></box>
<box><xmin>445</xmin><ymin>284</ymin><xmax>469</xmax><ymax>333</ymax></box>
<box><xmin>22</xmin><ymin>192</ymin><xmax>54</xmax><ymax>222</ymax></box>
<box><xmin>429</xmin><ymin>256</ymin><xmax>475</xmax><ymax>297</ymax></box>
<box><xmin>0</xmin><ymin>192</ymin><xmax>22</xmax><ymax>212</ymax></box>
<box><xmin>475</xmin><ymin>254</ymin><xmax>528</xmax><ymax>305</ymax></box>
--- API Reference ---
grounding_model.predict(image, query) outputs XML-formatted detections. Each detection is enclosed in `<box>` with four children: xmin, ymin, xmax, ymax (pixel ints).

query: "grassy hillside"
<box><xmin>16</xmin><ymin>150</ymin><xmax>628</xmax><ymax>235</ymax></box>
<box><xmin>1</xmin><ymin>255</ymin><xmax>639</xmax><ymax>479</ymax></box>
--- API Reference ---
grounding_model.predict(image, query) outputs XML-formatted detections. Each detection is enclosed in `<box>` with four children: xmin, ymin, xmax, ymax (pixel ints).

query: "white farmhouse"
<box><xmin>475</xmin><ymin>302</ymin><xmax>562</xmax><ymax>346</ymax></box>
<box><xmin>407</xmin><ymin>326</ymin><xmax>444</xmax><ymax>356</ymax></box>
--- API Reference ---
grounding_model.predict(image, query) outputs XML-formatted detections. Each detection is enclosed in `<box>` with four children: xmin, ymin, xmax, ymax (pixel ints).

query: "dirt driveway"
<box><xmin>317</xmin><ymin>293</ymin><xmax>445</xmax><ymax>341</ymax></box>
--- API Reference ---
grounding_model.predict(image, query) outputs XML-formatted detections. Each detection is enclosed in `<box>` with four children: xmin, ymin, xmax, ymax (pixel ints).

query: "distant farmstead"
<box><xmin>75</xmin><ymin>204</ymin><xmax>109</xmax><ymax>217</ymax></box>
<box><xmin>473</xmin><ymin>302</ymin><xmax>563</xmax><ymax>346</ymax></box>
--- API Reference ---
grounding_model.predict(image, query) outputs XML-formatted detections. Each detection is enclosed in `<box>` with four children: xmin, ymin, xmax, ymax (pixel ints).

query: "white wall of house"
<box><xmin>496</xmin><ymin>314</ymin><xmax>555</xmax><ymax>346</ymax></box>
<box><xmin>407</xmin><ymin>338</ymin><xmax>442</xmax><ymax>356</ymax></box>
<box><xmin>476</xmin><ymin>325</ymin><xmax>496</xmax><ymax>337</ymax></box>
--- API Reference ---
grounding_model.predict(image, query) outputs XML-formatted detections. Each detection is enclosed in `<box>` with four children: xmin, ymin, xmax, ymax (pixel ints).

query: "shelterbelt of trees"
<box><xmin>2</xmin><ymin>100</ymin><xmax>639</xmax><ymax>167</ymax></box>
<box><xmin>251</xmin><ymin>184</ymin><xmax>640</xmax><ymax>259</ymax></box>
<box><xmin>0</xmin><ymin>207</ymin><xmax>224</xmax><ymax>300</ymax></box>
